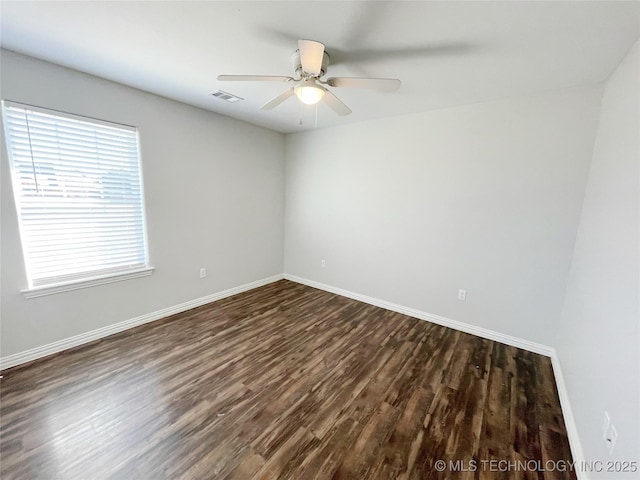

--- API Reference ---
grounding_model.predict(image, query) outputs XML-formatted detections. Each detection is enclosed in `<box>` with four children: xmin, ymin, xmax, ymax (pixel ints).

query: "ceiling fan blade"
<box><xmin>326</xmin><ymin>77</ymin><xmax>401</xmax><ymax>92</ymax></box>
<box><xmin>260</xmin><ymin>88</ymin><xmax>295</xmax><ymax>110</ymax></box>
<box><xmin>218</xmin><ymin>75</ymin><xmax>293</xmax><ymax>82</ymax></box>
<box><xmin>298</xmin><ymin>39</ymin><xmax>325</xmax><ymax>76</ymax></box>
<box><xmin>322</xmin><ymin>90</ymin><xmax>352</xmax><ymax>116</ymax></box>
<box><xmin>327</xmin><ymin>44</ymin><xmax>477</xmax><ymax>68</ymax></box>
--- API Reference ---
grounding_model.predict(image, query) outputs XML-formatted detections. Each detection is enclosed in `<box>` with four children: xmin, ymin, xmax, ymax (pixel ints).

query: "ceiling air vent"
<box><xmin>209</xmin><ymin>90</ymin><xmax>244</xmax><ymax>103</ymax></box>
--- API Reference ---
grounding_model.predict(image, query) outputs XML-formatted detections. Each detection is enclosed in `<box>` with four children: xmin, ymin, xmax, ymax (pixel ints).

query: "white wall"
<box><xmin>556</xmin><ymin>42</ymin><xmax>639</xmax><ymax>476</ymax></box>
<box><xmin>1</xmin><ymin>50</ymin><xmax>285</xmax><ymax>358</ymax></box>
<box><xmin>285</xmin><ymin>86</ymin><xmax>602</xmax><ymax>346</ymax></box>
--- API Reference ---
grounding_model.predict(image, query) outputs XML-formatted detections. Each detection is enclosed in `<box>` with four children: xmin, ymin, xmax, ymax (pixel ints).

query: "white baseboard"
<box><xmin>0</xmin><ymin>274</ymin><xmax>284</xmax><ymax>371</ymax></box>
<box><xmin>550</xmin><ymin>350</ymin><xmax>588</xmax><ymax>480</ymax></box>
<box><xmin>284</xmin><ymin>274</ymin><xmax>554</xmax><ymax>356</ymax></box>
<box><xmin>283</xmin><ymin>273</ymin><xmax>585</xmax><ymax>477</ymax></box>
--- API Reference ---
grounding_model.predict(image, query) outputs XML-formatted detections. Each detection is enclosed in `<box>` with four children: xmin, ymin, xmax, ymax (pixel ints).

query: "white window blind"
<box><xmin>2</xmin><ymin>101</ymin><xmax>150</xmax><ymax>289</ymax></box>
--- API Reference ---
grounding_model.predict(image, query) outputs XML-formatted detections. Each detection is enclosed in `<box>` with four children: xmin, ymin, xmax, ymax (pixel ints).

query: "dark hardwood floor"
<box><xmin>0</xmin><ymin>280</ymin><xmax>575</xmax><ymax>479</ymax></box>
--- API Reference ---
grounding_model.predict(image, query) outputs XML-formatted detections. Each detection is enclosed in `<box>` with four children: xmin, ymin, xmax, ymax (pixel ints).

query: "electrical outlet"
<box><xmin>321</xmin><ymin>259</ymin><xmax>326</xmax><ymax>268</ymax></box>
<box><xmin>199</xmin><ymin>268</ymin><xmax>207</xmax><ymax>278</ymax></box>
<box><xmin>458</xmin><ymin>289</ymin><xmax>467</xmax><ymax>301</ymax></box>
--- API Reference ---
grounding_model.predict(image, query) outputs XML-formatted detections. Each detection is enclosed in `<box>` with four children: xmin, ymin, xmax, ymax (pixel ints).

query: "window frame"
<box><xmin>2</xmin><ymin>100</ymin><xmax>154</xmax><ymax>298</ymax></box>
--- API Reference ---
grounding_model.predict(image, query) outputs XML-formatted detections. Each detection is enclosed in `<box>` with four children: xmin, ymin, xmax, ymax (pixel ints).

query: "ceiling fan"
<box><xmin>217</xmin><ymin>39</ymin><xmax>401</xmax><ymax>116</ymax></box>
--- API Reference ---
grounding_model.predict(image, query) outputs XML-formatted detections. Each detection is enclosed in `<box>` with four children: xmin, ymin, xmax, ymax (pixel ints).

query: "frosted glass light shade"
<box><xmin>294</xmin><ymin>85</ymin><xmax>325</xmax><ymax>105</ymax></box>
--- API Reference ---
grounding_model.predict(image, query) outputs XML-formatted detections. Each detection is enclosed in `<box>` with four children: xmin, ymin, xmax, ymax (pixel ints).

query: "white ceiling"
<box><xmin>1</xmin><ymin>1</ymin><xmax>638</xmax><ymax>134</ymax></box>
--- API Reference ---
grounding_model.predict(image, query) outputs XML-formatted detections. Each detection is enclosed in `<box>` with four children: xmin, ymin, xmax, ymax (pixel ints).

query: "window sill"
<box><xmin>21</xmin><ymin>267</ymin><xmax>155</xmax><ymax>299</ymax></box>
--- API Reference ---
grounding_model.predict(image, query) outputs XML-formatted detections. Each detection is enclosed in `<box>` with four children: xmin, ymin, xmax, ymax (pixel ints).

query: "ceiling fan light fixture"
<box><xmin>294</xmin><ymin>84</ymin><xmax>325</xmax><ymax>105</ymax></box>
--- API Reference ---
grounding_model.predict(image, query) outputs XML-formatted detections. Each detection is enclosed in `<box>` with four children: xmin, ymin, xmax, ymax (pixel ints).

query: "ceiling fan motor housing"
<box><xmin>291</xmin><ymin>49</ymin><xmax>330</xmax><ymax>77</ymax></box>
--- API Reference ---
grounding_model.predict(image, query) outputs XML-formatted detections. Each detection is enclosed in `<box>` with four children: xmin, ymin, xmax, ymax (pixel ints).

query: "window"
<box><xmin>2</xmin><ymin>101</ymin><xmax>152</xmax><ymax>296</ymax></box>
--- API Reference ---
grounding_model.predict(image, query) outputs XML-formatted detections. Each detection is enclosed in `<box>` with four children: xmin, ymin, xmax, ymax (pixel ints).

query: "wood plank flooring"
<box><xmin>0</xmin><ymin>280</ymin><xmax>576</xmax><ymax>479</ymax></box>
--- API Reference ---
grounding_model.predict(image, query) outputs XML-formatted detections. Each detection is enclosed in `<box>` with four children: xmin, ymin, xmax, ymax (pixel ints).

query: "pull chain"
<box><xmin>24</xmin><ymin>109</ymin><xmax>40</xmax><ymax>194</ymax></box>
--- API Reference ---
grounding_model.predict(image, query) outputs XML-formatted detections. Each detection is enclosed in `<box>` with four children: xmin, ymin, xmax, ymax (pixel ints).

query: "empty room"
<box><xmin>0</xmin><ymin>1</ymin><xmax>638</xmax><ymax>479</ymax></box>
